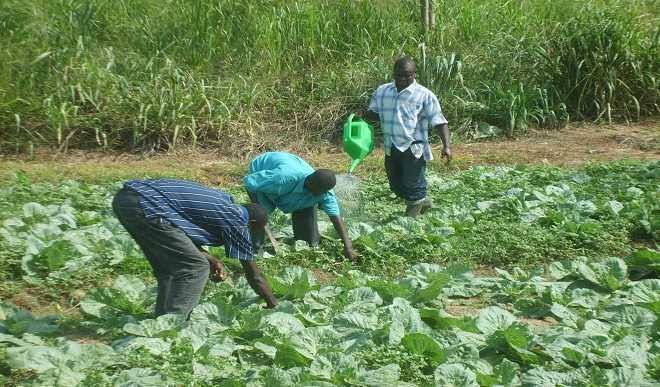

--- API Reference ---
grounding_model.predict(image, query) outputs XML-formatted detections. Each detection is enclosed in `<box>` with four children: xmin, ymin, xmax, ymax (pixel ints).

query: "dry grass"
<box><xmin>2</xmin><ymin>121</ymin><xmax>657</xmax><ymax>186</ymax></box>
<box><xmin>452</xmin><ymin>120</ymin><xmax>659</xmax><ymax>167</ymax></box>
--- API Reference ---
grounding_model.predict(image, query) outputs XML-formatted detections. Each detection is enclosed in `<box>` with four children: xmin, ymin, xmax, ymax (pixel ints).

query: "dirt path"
<box><xmin>457</xmin><ymin>120</ymin><xmax>659</xmax><ymax>166</ymax></box>
<box><xmin>1</xmin><ymin>121</ymin><xmax>658</xmax><ymax>184</ymax></box>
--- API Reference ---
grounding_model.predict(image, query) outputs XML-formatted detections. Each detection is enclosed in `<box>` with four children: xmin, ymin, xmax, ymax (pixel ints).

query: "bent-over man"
<box><xmin>112</xmin><ymin>179</ymin><xmax>278</xmax><ymax>317</ymax></box>
<box><xmin>244</xmin><ymin>151</ymin><xmax>357</xmax><ymax>262</ymax></box>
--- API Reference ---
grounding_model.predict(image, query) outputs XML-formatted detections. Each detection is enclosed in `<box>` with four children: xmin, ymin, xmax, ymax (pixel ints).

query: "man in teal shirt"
<box><xmin>244</xmin><ymin>151</ymin><xmax>357</xmax><ymax>262</ymax></box>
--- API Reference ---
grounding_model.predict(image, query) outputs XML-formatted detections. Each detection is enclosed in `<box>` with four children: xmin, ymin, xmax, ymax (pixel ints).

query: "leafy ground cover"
<box><xmin>3</xmin><ymin>259</ymin><xmax>658</xmax><ymax>386</ymax></box>
<box><xmin>0</xmin><ymin>159</ymin><xmax>658</xmax><ymax>385</ymax></box>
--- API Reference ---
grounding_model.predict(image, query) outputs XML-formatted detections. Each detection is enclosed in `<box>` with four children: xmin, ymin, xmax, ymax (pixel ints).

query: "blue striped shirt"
<box><xmin>124</xmin><ymin>179</ymin><xmax>254</xmax><ymax>261</ymax></box>
<box><xmin>368</xmin><ymin>81</ymin><xmax>448</xmax><ymax>160</ymax></box>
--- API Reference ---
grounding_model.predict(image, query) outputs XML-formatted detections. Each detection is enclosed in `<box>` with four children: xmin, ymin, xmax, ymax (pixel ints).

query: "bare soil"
<box><xmin>1</xmin><ymin>121</ymin><xmax>658</xmax><ymax>185</ymax></box>
<box><xmin>456</xmin><ymin>120</ymin><xmax>659</xmax><ymax>167</ymax></box>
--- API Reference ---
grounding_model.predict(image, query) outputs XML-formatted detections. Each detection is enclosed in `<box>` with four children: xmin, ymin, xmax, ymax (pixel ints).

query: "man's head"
<box><xmin>304</xmin><ymin>169</ymin><xmax>336</xmax><ymax>196</ymax></box>
<box><xmin>393</xmin><ymin>56</ymin><xmax>417</xmax><ymax>91</ymax></box>
<box><xmin>243</xmin><ymin>203</ymin><xmax>268</xmax><ymax>232</ymax></box>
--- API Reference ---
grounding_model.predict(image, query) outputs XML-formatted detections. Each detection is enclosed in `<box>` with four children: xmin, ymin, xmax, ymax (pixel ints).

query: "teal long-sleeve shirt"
<box><xmin>243</xmin><ymin>152</ymin><xmax>341</xmax><ymax>217</ymax></box>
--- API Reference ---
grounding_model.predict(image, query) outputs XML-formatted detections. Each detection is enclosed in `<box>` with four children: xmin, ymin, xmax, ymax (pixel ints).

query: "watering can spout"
<box><xmin>348</xmin><ymin>158</ymin><xmax>362</xmax><ymax>174</ymax></box>
<box><xmin>342</xmin><ymin>113</ymin><xmax>374</xmax><ymax>174</ymax></box>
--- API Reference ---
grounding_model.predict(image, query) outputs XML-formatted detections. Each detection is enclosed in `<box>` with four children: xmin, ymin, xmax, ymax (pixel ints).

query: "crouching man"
<box><xmin>244</xmin><ymin>151</ymin><xmax>357</xmax><ymax>262</ymax></box>
<box><xmin>112</xmin><ymin>179</ymin><xmax>278</xmax><ymax>318</ymax></box>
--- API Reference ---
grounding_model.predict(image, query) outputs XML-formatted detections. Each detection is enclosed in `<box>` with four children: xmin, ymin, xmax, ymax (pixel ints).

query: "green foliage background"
<box><xmin>1</xmin><ymin>0</ymin><xmax>658</xmax><ymax>152</ymax></box>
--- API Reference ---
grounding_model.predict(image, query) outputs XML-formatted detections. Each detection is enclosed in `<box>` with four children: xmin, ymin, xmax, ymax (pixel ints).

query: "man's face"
<box><xmin>306</xmin><ymin>180</ymin><xmax>326</xmax><ymax>196</ymax></box>
<box><xmin>394</xmin><ymin>64</ymin><xmax>416</xmax><ymax>91</ymax></box>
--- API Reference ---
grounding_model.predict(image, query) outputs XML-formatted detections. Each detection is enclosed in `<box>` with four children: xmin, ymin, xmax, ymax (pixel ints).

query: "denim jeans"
<box><xmin>384</xmin><ymin>146</ymin><xmax>427</xmax><ymax>202</ymax></box>
<box><xmin>112</xmin><ymin>188</ymin><xmax>209</xmax><ymax>318</ymax></box>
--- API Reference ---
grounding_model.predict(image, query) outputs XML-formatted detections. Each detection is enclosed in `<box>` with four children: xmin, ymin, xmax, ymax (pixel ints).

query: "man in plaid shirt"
<box><xmin>364</xmin><ymin>57</ymin><xmax>452</xmax><ymax>217</ymax></box>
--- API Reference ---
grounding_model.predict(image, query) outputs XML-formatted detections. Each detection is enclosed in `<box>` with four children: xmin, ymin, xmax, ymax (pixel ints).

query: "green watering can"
<box><xmin>342</xmin><ymin>113</ymin><xmax>374</xmax><ymax>173</ymax></box>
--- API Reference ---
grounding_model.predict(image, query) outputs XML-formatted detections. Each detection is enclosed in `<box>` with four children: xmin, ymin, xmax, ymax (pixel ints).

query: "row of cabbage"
<box><xmin>2</xmin><ymin>253</ymin><xmax>658</xmax><ymax>386</ymax></box>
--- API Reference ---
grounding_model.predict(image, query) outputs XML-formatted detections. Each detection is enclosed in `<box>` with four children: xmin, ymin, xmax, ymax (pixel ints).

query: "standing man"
<box><xmin>364</xmin><ymin>56</ymin><xmax>452</xmax><ymax>217</ymax></box>
<box><xmin>244</xmin><ymin>151</ymin><xmax>357</xmax><ymax>262</ymax></box>
<box><xmin>112</xmin><ymin>179</ymin><xmax>278</xmax><ymax>317</ymax></box>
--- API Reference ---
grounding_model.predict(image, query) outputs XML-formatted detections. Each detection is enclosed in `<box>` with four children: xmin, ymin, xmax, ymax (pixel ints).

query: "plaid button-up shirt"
<box><xmin>368</xmin><ymin>81</ymin><xmax>448</xmax><ymax>160</ymax></box>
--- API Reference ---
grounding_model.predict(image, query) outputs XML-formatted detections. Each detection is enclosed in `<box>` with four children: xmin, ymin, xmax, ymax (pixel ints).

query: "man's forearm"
<box><xmin>437</xmin><ymin>123</ymin><xmax>451</xmax><ymax>148</ymax></box>
<box><xmin>246</xmin><ymin>274</ymin><xmax>278</xmax><ymax>307</ymax></box>
<box><xmin>330</xmin><ymin>215</ymin><xmax>352</xmax><ymax>250</ymax></box>
<box><xmin>246</xmin><ymin>189</ymin><xmax>276</xmax><ymax>213</ymax></box>
<box><xmin>363</xmin><ymin>110</ymin><xmax>380</xmax><ymax>127</ymax></box>
<box><xmin>241</xmin><ymin>261</ymin><xmax>277</xmax><ymax>307</ymax></box>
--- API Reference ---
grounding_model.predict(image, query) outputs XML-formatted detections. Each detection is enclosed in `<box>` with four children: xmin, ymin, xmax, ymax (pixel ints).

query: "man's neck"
<box><xmin>395</xmin><ymin>81</ymin><xmax>415</xmax><ymax>93</ymax></box>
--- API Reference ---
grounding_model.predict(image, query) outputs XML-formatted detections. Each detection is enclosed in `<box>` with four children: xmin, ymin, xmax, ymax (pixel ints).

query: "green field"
<box><xmin>1</xmin><ymin>0</ymin><xmax>658</xmax><ymax>152</ymax></box>
<box><xmin>1</xmin><ymin>0</ymin><xmax>659</xmax><ymax>384</ymax></box>
<box><xmin>1</xmin><ymin>160</ymin><xmax>658</xmax><ymax>385</ymax></box>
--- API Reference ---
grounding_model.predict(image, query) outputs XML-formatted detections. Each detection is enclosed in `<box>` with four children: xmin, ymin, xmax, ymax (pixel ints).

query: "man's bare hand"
<box><xmin>363</xmin><ymin>110</ymin><xmax>380</xmax><ymax>127</ymax></box>
<box><xmin>442</xmin><ymin>146</ymin><xmax>452</xmax><ymax>162</ymax></box>
<box><xmin>240</xmin><ymin>260</ymin><xmax>278</xmax><ymax>308</ymax></box>
<box><xmin>343</xmin><ymin>246</ymin><xmax>360</xmax><ymax>263</ymax></box>
<box><xmin>208</xmin><ymin>257</ymin><xmax>229</xmax><ymax>282</ymax></box>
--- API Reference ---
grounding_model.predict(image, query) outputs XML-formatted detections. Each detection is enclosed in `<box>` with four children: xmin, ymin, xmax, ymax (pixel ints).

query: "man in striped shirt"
<box><xmin>112</xmin><ymin>179</ymin><xmax>278</xmax><ymax>317</ymax></box>
<box><xmin>365</xmin><ymin>57</ymin><xmax>452</xmax><ymax>217</ymax></box>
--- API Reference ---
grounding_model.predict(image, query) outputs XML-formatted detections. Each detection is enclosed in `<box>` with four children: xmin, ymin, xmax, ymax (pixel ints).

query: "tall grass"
<box><xmin>0</xmin><ymin>0</ymin><xmax>658</xmax><ymax>153</ymax></box>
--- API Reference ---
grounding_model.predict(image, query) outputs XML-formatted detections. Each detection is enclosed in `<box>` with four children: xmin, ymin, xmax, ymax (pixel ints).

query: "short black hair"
<box><xmin>243</xmin><ymin>203</ymin><xmax>268</xmax><ymax>228</ymax></box>
<box><xmin>308</xmin><ymin>169</ymin><xmax>336</xmax><ymax>191</ymax></box>
<box><xmin>394</xmin><ymin>56</ymin><xmax>417</xmax><ymax>72</ymax></box>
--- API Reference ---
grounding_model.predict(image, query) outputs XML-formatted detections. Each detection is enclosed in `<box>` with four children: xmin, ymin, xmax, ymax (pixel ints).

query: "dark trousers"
<box><xmin>251</xmin><ymin>206</ymin><xmax>320</xmax><ymax>255</ymax></box>
<box><xmin>112</xmin><ymin>188</ymin><xmax>209</xmax><ymax>317</ymax></box>
<box><xmin>384</xmin><ymin>146</ymin><xmax>427</xmax><ymax>202</ymax></box>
